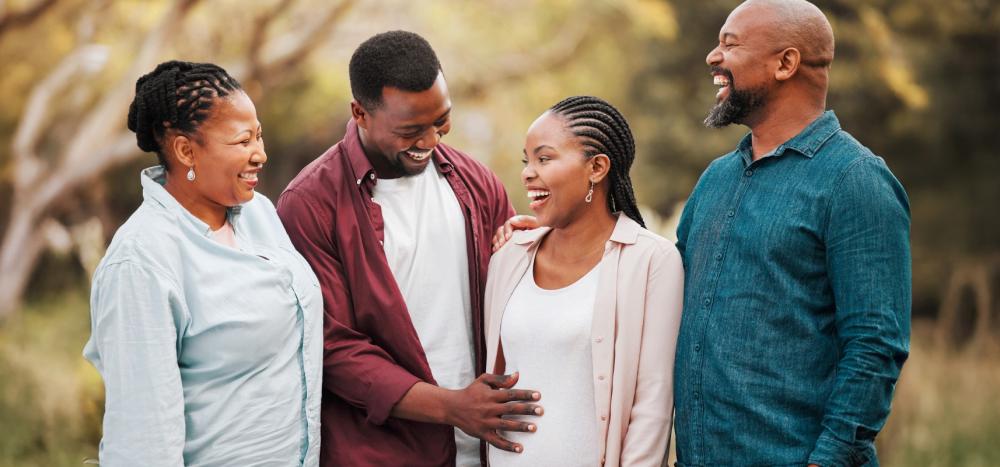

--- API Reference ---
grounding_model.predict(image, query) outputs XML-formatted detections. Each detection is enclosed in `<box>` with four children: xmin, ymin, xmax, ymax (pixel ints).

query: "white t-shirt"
<box><xmin>489</xmin><ymin>249</ymin><xmax>603</xmax><ymax>467</ymax></box>
<box><xmin>372</xmin><ymin>165</ymin><xmax>479</xmax><ymax>467</ymax></box>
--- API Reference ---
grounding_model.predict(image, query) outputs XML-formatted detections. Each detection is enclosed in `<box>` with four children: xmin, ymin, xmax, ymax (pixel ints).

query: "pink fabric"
<box><xmin>210</xmin><ymin>221</ymin><xmax>238</xmax><ymax>249</ymax></box>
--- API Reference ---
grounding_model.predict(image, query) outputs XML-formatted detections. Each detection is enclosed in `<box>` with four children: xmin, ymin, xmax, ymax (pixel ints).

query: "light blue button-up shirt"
<box><xmin>84</xmin><ymin>166</ymin><xmax>322</xmax><ymax>467</ymax></box>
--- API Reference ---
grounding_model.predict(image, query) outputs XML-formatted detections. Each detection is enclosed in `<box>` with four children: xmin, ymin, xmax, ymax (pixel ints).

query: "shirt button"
<box><xmin>598</xmin><ymin>375</ymin><xmax>605</xmax><ymax>381</ymax></box>
<box><xmin>370</xmin><ymin>197</ymin><xmax>375</xmax><ymax>202</ymax></box>
<box><xmin>694</xmin><ymin>344</ymin><xmax>701</xmax><ymax>352</ymax></box>
<box><xmin>600</xmin><ymin>415</ymin><xmax>607</xmax><ymax>421</ymax></box>
<box><xmin>378</xmin><ymin>240</ymin><xmax>384</xmax><ymax>246</ymax></box>
<box><xmin>727</xmin><ymin>209</ymin><xmax>735</xmax><ymax>217</ymax></box>
<box><xmin>745</xmin><ymin>169</ymin><xmax>753</xmax><ymax>176</ymax></box>
<box><xmin>715</xmin><ymin>253</ymin><xmax>723</xmax><ymax>261</ymax></box>
<box><xmin>370</xmin><ymin>173</ymin><xmax>376</xmax><ymax>180</ymax></box>
<box><xmin>594</xmin><ymin>337</ymin><xmax>603</xmax><ymax>343</ymax></box>
<box><xmin>703</xmin><ymin>298</ymin><xmax>711</xmax><ymax>306</ymax></box>
<box><xmin>355</xmin><ymin>178</ymin><xmax>362</xmax><ymax>185</ymax></box>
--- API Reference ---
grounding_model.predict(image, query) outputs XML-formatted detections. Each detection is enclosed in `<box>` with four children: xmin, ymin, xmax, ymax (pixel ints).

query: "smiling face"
<box><xmin>353</xmin><ymin>71</ymin><xmax>452</xmax><ymax>178</ymax></box>
<box><xmin>186</xmin><ymin>91</ymin><xmax>266</xmax><ymax>207</ymax></box>
<box><xmin>704</xmin><ymin>2</ymin><xmax>779</xmax><ymax>127</ymax></box>
<box><xmin>521</xmin><ymin>112</ymin><xmax>600</xmax><ymax>229</ymax></box>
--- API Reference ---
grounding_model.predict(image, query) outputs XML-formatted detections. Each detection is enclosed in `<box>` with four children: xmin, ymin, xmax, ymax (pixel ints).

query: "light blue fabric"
<box><xmin>84</xmin><ymin>166</ymin><xmax>322</xmax><ymax>467</ymax></box>
<box><xmin>674</xmin><ymin>112</ymin><xmax>911</xmax><ymax>467</ymax></box>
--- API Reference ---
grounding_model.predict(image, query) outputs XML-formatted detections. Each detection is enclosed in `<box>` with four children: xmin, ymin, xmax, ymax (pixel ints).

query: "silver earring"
<box><xmin>585</xmin><ymin>181</ymin><xmax>594</xmax><ymax>203</ymax></box>
<box><xmin>186</xmin><ymin>167</ymin><xmax>196</xmax><ymax>182</ymax></box>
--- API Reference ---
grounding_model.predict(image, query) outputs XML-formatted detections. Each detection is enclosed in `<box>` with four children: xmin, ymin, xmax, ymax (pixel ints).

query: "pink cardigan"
<box><xmin>484</xmin><ymin>214</ymin><xmax>684</xmax><ymax>466</ymax></box>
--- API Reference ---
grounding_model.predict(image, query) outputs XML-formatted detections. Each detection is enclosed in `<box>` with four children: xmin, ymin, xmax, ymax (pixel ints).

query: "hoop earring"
<box><xmin>186</xmin><ymin>167</ymin><xmax>196</xmax><ymax>182</ymax></box>
<box><xmin>585</xmin><ymin>181</ymin><xmax>594</xmax><ymax>203</ymax></box>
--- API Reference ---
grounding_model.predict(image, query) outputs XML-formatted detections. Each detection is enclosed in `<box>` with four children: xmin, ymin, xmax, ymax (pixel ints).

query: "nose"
<box><xmin>251</xmin><ymin>139</ymin><xmax>267</xmax><ymax>165</ymax></box>
<box><xmin>521</xmin><ymin>161</ymin><xmax>536</xmax><ymax>185</ymax></box>
<box><xmin>416</xmin><ymin>128</ymin><xmax>442</xmax><ymax>150</ymax></box>
<box><xmin>706</xmin><ymin>45</ymin><xmax>722</xmax><ymax>66</ymax></box>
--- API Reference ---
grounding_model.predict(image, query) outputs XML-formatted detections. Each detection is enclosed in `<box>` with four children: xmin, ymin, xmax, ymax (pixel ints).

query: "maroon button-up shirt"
<box><xmin>277</xmin><ymin>120</ymin><xmax>514</xmax><ymax>466</ymax></box>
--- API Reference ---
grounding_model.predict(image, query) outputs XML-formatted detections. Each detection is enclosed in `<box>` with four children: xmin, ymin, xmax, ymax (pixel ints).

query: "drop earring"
<box><xmin>186</xmin><ymin>167</ymin><xmax>196</xmax><ymax>182</ymax></box>
<box><xmin>585</xmin><ymin>181</ymin><xmax>594</xmax><ymax>203</ymax></box>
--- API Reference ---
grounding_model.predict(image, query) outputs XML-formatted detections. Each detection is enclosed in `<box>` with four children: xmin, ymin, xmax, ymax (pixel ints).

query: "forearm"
<box><xmin>390</xmin><ymin>382</ymin><xmax>454</xmax><ymax>425</ymax></box>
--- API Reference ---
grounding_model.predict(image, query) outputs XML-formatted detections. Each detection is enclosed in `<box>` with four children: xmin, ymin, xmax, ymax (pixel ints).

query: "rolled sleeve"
<box><xmin>84</xmin><ymin>261</ymin><xmax>187</xmax><ymax>467</ymax></box>
<box><xmin>810</xmin><ymin>156</ymin><xmax>911</xmax><ymax>466</ymax></box>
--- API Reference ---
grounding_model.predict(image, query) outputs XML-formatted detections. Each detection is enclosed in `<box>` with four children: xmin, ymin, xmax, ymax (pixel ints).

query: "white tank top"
<box><xmin>489</xmin><ymin>250</ymin><xmax>602</xmax><ymax>466</ymax></box>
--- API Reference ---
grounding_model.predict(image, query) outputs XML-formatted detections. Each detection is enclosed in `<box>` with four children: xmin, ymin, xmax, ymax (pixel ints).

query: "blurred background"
<box><xmin>0</xmin><ymin>0</ymin><xmax>997</xmax><ymax>465</ymax></box>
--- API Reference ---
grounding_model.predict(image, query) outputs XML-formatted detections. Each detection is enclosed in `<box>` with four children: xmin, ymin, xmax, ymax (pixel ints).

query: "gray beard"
<box><xmin>704</xmin><ymin>85</ymin><xmax>768</xmax><ymax>128</ymax></box>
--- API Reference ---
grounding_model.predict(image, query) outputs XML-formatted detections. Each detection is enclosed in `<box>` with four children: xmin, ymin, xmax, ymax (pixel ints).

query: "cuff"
<box><xmin>808</xmin><ymin>432</ymin><xmax>873</xmax><ymax>467</ymax></box>
<box><xmin>364</xmin><ymin>367</ymin><xmax>422</xmax><ymax>426</ymax></box>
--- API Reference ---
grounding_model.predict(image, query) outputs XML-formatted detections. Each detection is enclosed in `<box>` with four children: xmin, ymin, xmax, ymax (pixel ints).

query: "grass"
<box><xmin>0</xmin><ymin>293</ymin><xmax>997</xmax><ymax>465</ymax></box>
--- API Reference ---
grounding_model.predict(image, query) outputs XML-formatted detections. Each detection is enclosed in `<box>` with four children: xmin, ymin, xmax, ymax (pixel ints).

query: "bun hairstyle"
<box><xmin>549</xmin><ymin>95</ymin><xmax>645</xmax><ymax>228</ymax></box>
<box><xmin>126</xmin><ymin>60</ymin><xmax>242</xmax><ymax>166</ymax></box>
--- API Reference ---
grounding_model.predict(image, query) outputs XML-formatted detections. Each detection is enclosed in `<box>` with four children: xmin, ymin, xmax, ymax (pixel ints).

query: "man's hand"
<box><xmin>391</xmin><ymin>373</ymin><xmax>543</xmax><ymax>453</ymax></box>
<box><xmin>492</xmin><ymin>215</ymin><xmax>539</xmax><ymax>252</ymax></box>
<box><xmin>445</xmin><ymin>372</ymin><xmax>542</xmax><ymax>453</ymax></box>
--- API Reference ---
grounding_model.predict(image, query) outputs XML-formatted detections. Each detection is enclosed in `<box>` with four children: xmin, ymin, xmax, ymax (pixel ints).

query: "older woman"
<box><xmin>83</xmin><ymin>61</ymin><xmax>321</xmax><ymax>466</ymax></box>
<box><xmin>485</xmin><ymin>96</ymin><xmax>684</xmax><ymax>466</ymax></box>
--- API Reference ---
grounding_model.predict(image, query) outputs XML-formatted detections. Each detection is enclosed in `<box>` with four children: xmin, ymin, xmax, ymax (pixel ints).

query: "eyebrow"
<box><xmin>529</xmin><ymin>144</ymin><xmax>556</xmax><ymax>155</ymax></box>
<box><xmin>397</xmin><ymin>108</ymin><xmax>452</xmax><ymax>131</ymax></box>
<box><xmin>230</xmin><ymin>123</ymin><xmax>261</xmax><ymax>140</ymax></box>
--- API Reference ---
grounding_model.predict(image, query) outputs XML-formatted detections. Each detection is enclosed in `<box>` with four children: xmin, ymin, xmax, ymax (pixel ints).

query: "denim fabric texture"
<box><xmin>673</xmin><ymin>111</ymin><xmax>911</xmax><ymax>467</ymax></box>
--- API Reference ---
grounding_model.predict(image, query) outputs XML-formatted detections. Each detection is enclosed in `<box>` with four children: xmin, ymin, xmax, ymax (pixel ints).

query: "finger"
<box><xmin>484</xmin><ymin>432</ymin><xmax>523</xmax><ymax>453</ymax></box>
<box><xmin>496</xmin><ymin>388</ymin><xmax>541</xmax><ymax>403</ymax></box>
<box><xmin>479</xmin><ymin>372</ymin><xmax>517</xmax><ymax>389</ymax></box>
<box><xmin>490</xmin><ymin>418</ymin><xmax>537</xmax><ymax>433</ymax></box>
<box><xmin>502</xmin><ymin>402</ymin><xmax>544</xmax><ymax>416</ymax></box>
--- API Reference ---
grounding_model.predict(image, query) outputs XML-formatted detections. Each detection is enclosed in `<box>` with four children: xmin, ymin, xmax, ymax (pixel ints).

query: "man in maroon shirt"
<box><xmin>277</xmin><ymin>31</ymin><xmax>543</xmax><ymax>466</ymax></box>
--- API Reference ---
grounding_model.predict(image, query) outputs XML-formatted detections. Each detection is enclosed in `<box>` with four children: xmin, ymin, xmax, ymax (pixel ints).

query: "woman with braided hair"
<box><xmin>84</xmin><ymin>61</ymin><xmax>321</xmax><ymax>466</ymax></box>
<box><xmin>484</xmin><ymin>96</ymin><xmax>683</xmax><ymax>466</ymax></box>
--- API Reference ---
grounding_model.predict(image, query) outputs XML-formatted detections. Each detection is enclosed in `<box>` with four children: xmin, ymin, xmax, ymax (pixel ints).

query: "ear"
<box><xmin>350</xmin><ymin>100</ymin><xmax>370</xmax><ymax>131</ymax></box>
<box><xmin>775</xmin><ymin>47</ymin><xmax>801</xmax><ymax>82</ymax></box>
<box><xmin>588</xmin><ymin>154</ymin><xmax>612</xmax><ymax>184</ymax></box>
<box><xmin>170</xmin><ymin>133</ymin><xmax>196</xmax><ymax>169</ymax></box>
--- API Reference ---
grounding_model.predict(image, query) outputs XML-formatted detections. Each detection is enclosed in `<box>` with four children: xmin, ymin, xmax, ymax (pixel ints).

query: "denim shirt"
<box><xmin>84</xmin><ymin>166</ymin><xmax>323</xmax><ymax>467</ymax></box>
<box><xmin>674</xmin><ymin>112</ymin><xmax>911</xmax><ymax>467</ymax></box>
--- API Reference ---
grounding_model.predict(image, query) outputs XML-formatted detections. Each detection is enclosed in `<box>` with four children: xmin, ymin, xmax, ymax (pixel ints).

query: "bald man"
<box><xmin>673</xmin><ymin>1</ymin><xmax>910</xmax><ymax>466</ymax></box>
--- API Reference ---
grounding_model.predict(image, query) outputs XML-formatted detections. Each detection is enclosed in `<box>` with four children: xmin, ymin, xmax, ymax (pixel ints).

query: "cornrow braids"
<box><xmin>127</xmin><ymin>60</ymin><xmax>242</xmax><ymax>166</ymax></box>
<box><xmin>549</xmin><ymin>96</ymin><xmax>646</xmax><ymax>228</ymax></box>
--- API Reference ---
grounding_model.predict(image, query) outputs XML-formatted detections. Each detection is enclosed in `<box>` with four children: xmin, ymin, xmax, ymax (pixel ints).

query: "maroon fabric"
<box><xmin>277</xmin><ymin>120</ymin><xmax>514</xmax><ymax>467</ymax></box>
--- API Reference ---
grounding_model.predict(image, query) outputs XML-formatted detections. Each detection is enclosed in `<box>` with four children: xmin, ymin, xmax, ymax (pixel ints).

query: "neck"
<box><xmin>543</xmin><ymin>206</ymin><xmax>617</xmax><ymax>262</ymax></box>
<box><xmin>163</xmin><ymin>171</ymin><xmax>227</xmax><ymax>230</ymax></box>
<box><xmin>747</xmin><ymin>98</ymin><xmax>825</xmax><ymax>161</ymax></box>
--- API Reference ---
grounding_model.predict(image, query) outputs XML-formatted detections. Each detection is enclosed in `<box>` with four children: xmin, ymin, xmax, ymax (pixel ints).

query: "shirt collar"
<box><xmin>140</xmin><ymin>165</ymin><xmax>243</xmax><ymax>235</ymax></box>
<box><xmin>343</xmin><ymin>119</ymin><xmax>456</xmax><ymax>188</ymax></box>
<box><xmin>512</xmin><ymin>213</ymin><xmax>644</xmax><ymax>248</ymax></box>
<box><xmin>736</xmin><ymin>110</ymin><xmax>841</xmax><ymax>163</ymax></box>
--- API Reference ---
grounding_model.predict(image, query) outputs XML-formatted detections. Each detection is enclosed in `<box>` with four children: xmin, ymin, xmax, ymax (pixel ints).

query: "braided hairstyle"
<box><xmin>549</xmin><ymin>96</ymin><xmax>645</xmax><ymax>228</ymax></box>
<box><xmin>127</xmin><ymin>60</ymin><xmax>242</xmax><ymax>166</ymax></box>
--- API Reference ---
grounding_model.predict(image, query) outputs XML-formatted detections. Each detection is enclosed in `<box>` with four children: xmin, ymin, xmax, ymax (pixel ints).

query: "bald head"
<box><xmin>734</xmin><ymin>0</ymin><xmax>835</xmax><ymax>68</ymax></box>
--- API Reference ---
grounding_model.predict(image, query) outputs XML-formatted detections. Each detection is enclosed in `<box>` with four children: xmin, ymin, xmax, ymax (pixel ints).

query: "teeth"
<box><xmin>527</xmin><ymin>190</ymin><xmax>551</xmax><ymax>200</ymax></box>
<box><xmin>713</xmin><ymin>75</ymin><xmax>730</xmax><ymax>86</ymax></box>
<box><xmin>407</xmin><ymin>150</ymin><xmax>432</xmax><ymax>161</ymax></box>
<box><xmin>239</xmin><ymin>172</ymin><xmax>258</xmax><ymax>181</ymax></box>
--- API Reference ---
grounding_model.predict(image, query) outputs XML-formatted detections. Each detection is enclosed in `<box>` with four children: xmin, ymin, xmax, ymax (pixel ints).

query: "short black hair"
<box><xmin>127</xmin><ymin>60</ymin><xmax>242</xmax><ymax>167</ymax></box>
<box><xmin>349</xmin><ymin>30</ymin><xmax>442</xmax><ymax>110</ymax></box>
<box><xmin>550</xmin><ymin>96</ymin><xmax>645</xmax><ymax>228</ymax></box>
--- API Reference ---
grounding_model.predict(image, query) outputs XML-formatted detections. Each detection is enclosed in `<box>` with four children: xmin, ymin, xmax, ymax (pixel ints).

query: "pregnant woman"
<box><xmin>485</xmin><ymin>96</ymin><xmax>684</xmax><ymax>466</ymax></box>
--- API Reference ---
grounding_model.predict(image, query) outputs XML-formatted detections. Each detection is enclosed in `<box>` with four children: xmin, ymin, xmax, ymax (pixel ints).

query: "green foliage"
<box><xmin>0</xmin><ymin>291</ymin><xmax>103</xmax><ymax>466</ymax></box>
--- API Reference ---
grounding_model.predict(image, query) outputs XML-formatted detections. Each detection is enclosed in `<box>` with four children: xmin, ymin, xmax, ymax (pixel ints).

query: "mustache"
<box><xmin>710</xmin><ymin>66</ymin><xmax>734</xmax><ymax>82</ymax></box>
